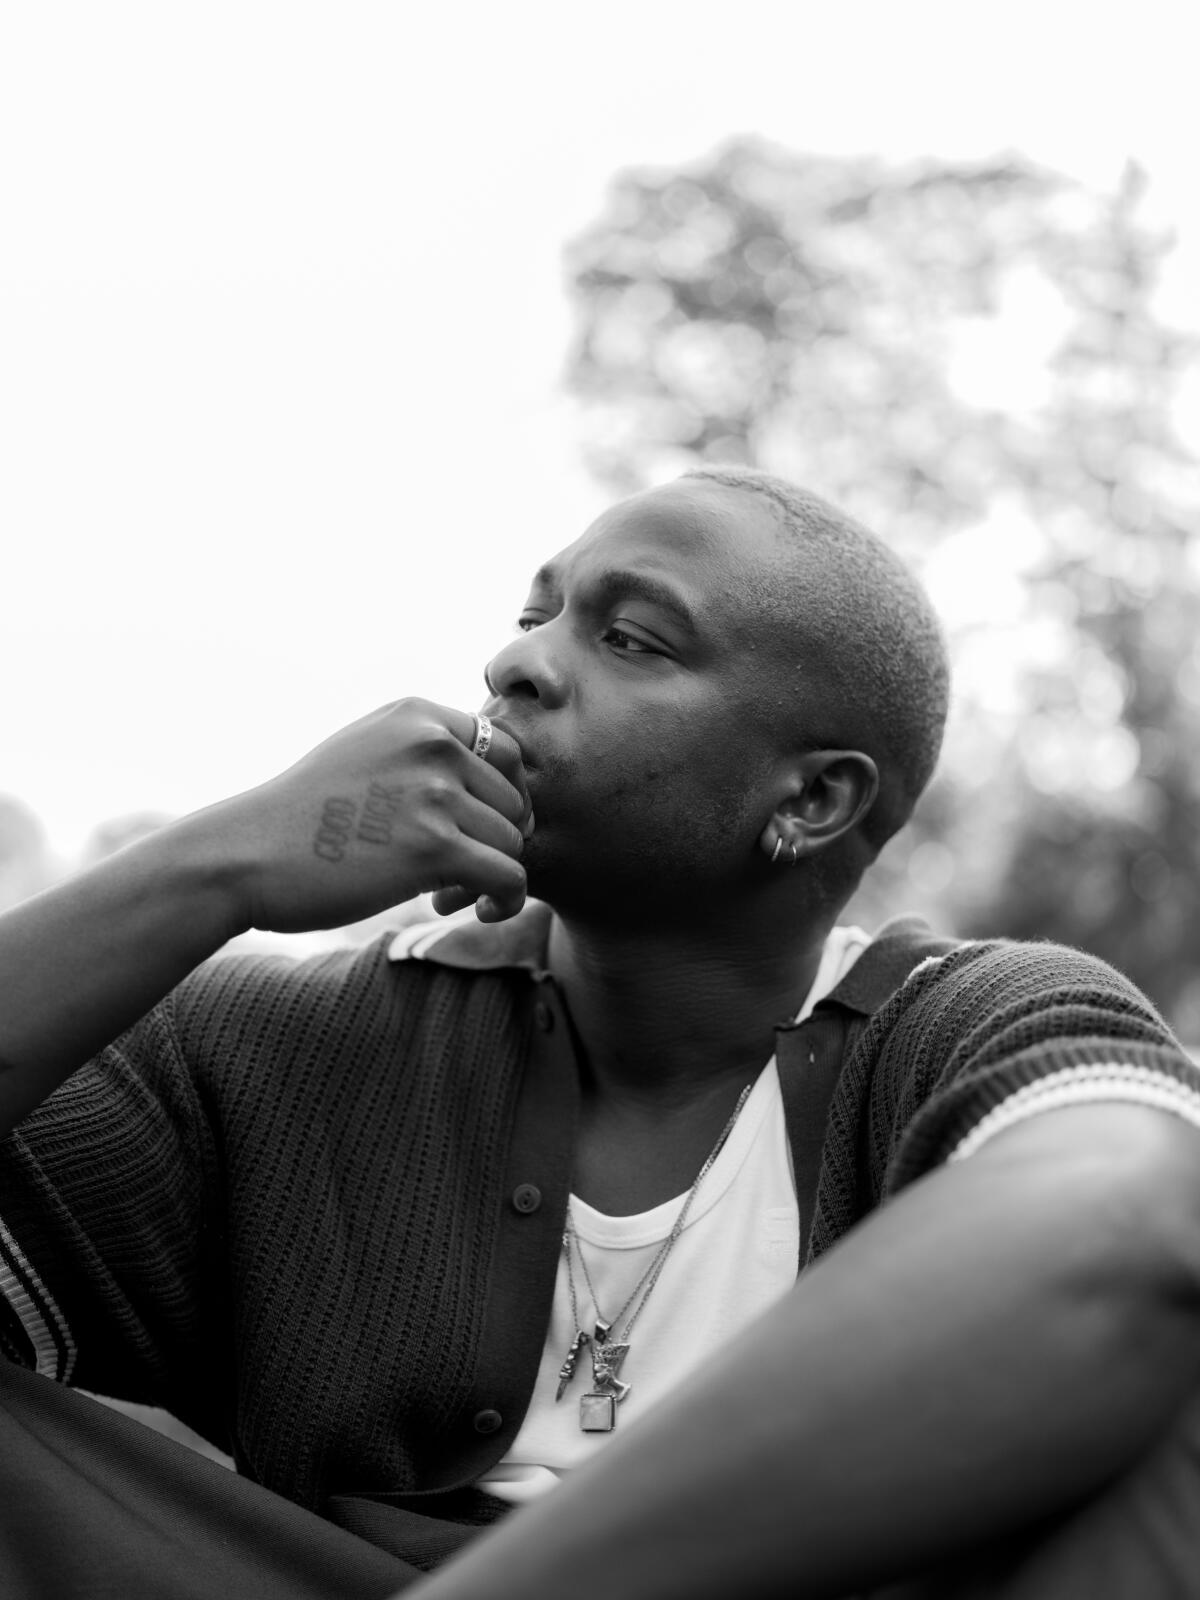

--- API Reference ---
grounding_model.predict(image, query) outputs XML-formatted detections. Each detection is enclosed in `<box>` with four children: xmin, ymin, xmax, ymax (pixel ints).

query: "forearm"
<box><xmin>0</xmin><ymin>700</ymin><xmax>532</xmax><ymax>1141</ymax></box>
<box><xmin>413</xmin><ymin>1104</ymin><xmax>1200</xmax><ymax>1600</ymax></box>
<box><xmin>0</xmin><ymin>808</ymin><xmax>246</xmax><ymax>1136</ymax></box>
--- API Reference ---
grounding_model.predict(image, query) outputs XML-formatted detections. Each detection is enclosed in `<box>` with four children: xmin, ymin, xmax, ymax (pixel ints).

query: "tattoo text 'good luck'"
<box><xmin>312</xmin><ymin>783</ymin><xmax>408</xmax><ymax>862</ymax></box>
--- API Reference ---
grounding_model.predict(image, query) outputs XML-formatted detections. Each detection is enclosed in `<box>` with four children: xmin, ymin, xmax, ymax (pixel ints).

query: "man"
<box><xmin>2</xmin><ymin>467</ymin><xmax>1200</xmax><ymax>1598</ymax></box>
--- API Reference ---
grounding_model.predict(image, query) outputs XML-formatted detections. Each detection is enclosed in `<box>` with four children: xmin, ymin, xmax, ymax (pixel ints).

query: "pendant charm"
<box><xmin>555</xmin><ymin>1328</ymin><xmax>591</xmax><ymax>1402</ymax></box>
<box><xmin>580</xmin><ymin>1391</ymin><xmax>616</xmax><ymax>1431</ymax></box>
<box><xmin>591</xmin><ymin>1322</ymin><xmax>631</xmax><ymax>1403</ymax></box>
<box><xmin>578</xmin><ymin>1324</ymin><xmax>632</xmax><ymax>1428</ymax></box>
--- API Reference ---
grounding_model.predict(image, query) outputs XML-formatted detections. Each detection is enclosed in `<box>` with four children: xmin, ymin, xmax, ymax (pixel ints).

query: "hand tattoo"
<box><xmin>312</xmin><ymin>797</ymin><xmax>357</xmax><ymax>862</ymax></box>
<box><xmin>312</xmin><ymin>783</ymin><xmax>408</xmax><ymax>862</ymax></box>
<box><xmin>353</xmin><ymin>781</ymin><xmax>406</xmax><ymax>847</ymax></box>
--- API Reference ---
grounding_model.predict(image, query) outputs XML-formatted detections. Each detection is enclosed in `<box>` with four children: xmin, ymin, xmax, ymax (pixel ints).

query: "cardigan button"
<box><xmin>473</xmin><ymin>1408</ymin><xmax>503</xmax><ymax>1435</ymax></box>
<box><xmin>511</xmin><ymin>1183</ymin><xmax>542</xmax><ymax>1214</ymax></box>
<box><xmin>534</xmin><ymin>1001</ymin><xmax>554</xmax><ymax>1031</ymax></box>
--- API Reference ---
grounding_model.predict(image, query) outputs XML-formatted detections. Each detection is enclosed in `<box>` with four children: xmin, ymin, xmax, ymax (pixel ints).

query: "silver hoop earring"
<box><xmin>771</xmin><ymin>837</ymin><xmax>785</xmax><ymax>865</ymax></box>
<box><xmin>788</xmin><ymin>842</ymin><xmax>799</xmax><ymax>866</ymax></box>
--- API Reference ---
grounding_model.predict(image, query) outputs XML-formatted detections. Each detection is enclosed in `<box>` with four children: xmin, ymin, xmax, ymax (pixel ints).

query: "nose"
<box><xmin>484</xmin><ymin>623</ymin><xmax>569</xmax><ymax>706</ymax></box>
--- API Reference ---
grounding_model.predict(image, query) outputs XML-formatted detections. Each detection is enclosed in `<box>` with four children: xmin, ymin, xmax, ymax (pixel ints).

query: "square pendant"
<box><xmin>580</xmin><ymin>1391</ymin><xmax>616</xmax><ymax>1432</ymax></box>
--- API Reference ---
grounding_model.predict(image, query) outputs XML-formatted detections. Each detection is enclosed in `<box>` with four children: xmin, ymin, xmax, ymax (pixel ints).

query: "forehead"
<box><xmin>538</xmin><ymin>481</ymin><xmax>784</xmax><ymax>608</ymax></box>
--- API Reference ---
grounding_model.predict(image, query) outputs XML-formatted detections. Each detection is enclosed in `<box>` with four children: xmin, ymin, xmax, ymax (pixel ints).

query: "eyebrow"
<box><xmin>531</xmin><ymin>565</ymin><xmax>700</xmax><ymax>637</ymax></box>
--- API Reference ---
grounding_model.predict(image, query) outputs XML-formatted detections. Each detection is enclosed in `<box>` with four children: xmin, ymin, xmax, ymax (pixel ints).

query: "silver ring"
<box><xmin>470</xmin><ymin>712</ymin><xmax>494</xmax><ymax>761</ymax></box>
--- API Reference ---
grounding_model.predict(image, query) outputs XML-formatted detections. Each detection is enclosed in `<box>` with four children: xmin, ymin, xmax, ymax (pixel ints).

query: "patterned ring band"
<box><xmin>470</xmin><ymin>712</ymin><xmax>494</xmax><ymax>761</ymax></box>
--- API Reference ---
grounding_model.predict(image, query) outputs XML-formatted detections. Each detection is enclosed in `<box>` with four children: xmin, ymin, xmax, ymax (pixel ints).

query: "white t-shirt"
<box><xmin>479</xmin><ymin>924</ymin><xmax>871</xmax><ymax>1503</ymax></box>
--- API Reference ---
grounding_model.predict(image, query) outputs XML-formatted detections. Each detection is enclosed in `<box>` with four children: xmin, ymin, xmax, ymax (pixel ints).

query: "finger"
<box><xmin>432</xmin><ymin>885</ymin><xmax>475</xmax><ymax>916</ymax></box>
<box><xmin>480</xmin><ymin>738</ymin><xmax>532</xmax><ymax>830</ymax></box>
<box><xmin>481</xmin><ymin>725</ymin><xmax>529</xmax><ymax>798</ymax></box>
<box><xmin>460</xmin><ymin>755</ymin><xmax>534</xmax><ymax>838</ymax></box>
<box><xmin>452</xmin><ymin>713</ymin><xmax>531</xmax><ymax>824</ymax></box>
<box><xmin>431</xmin><ymin>883</ymin><xmax>527</xmax><ymax>923</ymax></box>
<box><xmin>427</xmin><ymin>789</ymin><xmax>527</xmax><ymax>918</ymax></box>
<box><xmin>474</xmin><ymin>888</ymin><xmax>526</xmax><ymax>923</ymax></box>
<box><xmin>434</xmin><ymin>834</ymin><xmax>527</xmax><ymax>912</ymax></box>
<box><xmin>452</xmin><ymin>790</ymin><xmax>527</xmax><ymax>861</ymax></box>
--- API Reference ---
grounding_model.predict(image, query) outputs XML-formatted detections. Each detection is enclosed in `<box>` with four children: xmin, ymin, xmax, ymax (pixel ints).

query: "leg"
<box><xmin>0</xmin><ymin>1359</ymin><xmax>420</xmax><ymax>1599</ymax></box>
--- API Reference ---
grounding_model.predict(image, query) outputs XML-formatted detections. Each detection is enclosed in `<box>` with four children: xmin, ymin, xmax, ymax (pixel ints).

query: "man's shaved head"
<box><xmin>683</xmin><ymin>465</ymin><xmax>950</xmax><ymax>855</ymax></box>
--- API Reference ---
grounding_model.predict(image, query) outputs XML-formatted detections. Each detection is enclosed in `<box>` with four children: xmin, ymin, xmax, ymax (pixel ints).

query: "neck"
<box><xmin>546</xmin><ymin>904</ymin><xmax>834</xmax><ymax>1110</ymax></box>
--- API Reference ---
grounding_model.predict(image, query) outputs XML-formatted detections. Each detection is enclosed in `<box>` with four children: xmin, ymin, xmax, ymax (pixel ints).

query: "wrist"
<box><xmin>140</xmin><ymin>803</ymin><xmax>257</xmax><ymax>946</ymax></box>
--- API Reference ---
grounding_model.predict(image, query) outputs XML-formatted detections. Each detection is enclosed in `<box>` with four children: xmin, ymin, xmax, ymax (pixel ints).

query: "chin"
<box><xmin>521</xmin><ymin>834</ymin><xmax>585</xmax><ymax>908</ymax></box>
<box><xmin>519</xmin><ymin>834</ymin><xmax>559</xmax><ymax>903</ymax></box>
<box><xmin>522</xmin><ymin>838</ymin><xmax>656</xmax><ymax>923</ymax></box>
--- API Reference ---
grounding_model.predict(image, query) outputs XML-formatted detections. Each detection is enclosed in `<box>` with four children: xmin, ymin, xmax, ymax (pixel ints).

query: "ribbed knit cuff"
<box><xmin>0</xmin><ymin>1212</ymin><xmax>73</xmax><ymax>1379</ymax></box>
<box><xmin>886</xmin><ymin>1039</ymin><xmax>1200</xmax><ymax>1194</ymax></box>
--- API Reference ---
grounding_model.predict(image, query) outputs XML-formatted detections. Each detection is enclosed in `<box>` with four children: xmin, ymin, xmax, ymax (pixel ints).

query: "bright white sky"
<box><xmin>2</xmin><ymin>0</ymin><xmax>1197</xmax><ymax>855</ymax></box>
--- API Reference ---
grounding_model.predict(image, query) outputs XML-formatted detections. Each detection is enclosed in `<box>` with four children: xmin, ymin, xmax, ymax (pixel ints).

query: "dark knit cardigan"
<box><xmin>0</xmin><ymin>905</ymin><xmax>1195</xmax><ymax>1520</ymax></box>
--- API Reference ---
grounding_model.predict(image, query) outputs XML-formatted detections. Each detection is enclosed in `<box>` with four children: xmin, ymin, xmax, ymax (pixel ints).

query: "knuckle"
<box><xmin>391</xmin><ymin>694</ymin><xmax>433</xmax><ymax>718</ymax></box>
<box><xmin>421</xmin><ymin>776</ymin><xmax>457</xmax><ymax>809</ymax></box>
<box><xmin>391</xmin><ymin>698</ymin><xmax>460</xmax><ymax>755</ymax></box>
<box><xmin>420</xmin><ymin>726</ymin><xmax>464</xmax><ymax>763</ymax></box>
<box><xmin>424</xmin><ymin>811</ymin><xmax>459</xmax><ymax>845</ymax></box>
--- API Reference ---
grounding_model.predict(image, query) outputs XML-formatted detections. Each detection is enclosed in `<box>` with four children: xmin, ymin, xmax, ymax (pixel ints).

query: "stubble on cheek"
<box><xmin>527</xmin><ymin>750</ymin><xmax>745</xmax><ymax>875</ymax></box>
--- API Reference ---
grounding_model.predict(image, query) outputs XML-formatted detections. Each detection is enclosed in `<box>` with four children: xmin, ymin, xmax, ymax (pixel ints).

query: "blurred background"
<box><xmin>3</xmin><ymin>2</ymin><xmax>1198</xmax><ymax>1033</ymax></box>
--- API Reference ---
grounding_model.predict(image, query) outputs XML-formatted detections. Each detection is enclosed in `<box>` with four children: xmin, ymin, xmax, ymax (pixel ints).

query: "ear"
<box><xmin>760</xmin><ymin>750</ymin><xmax>879</xmax><ymax>864</ymax></box>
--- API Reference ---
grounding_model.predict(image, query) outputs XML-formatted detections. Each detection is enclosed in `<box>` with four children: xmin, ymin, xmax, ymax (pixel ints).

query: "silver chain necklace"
<box><xmin>556</xmin><ymin>1081</ymin><xmax>753</xmax><ymax>1432</ymax></box>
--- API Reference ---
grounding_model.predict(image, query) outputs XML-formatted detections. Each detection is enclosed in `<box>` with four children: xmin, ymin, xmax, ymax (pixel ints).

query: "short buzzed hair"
<box><xmin>684</xmin><ymin>466</ymin><xmax>950</xmax><ymax>854</ymax></box>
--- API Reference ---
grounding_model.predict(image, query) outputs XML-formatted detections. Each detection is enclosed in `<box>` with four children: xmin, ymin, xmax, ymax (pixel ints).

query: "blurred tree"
<box><xmin>0</xmin><ymin>796</ymin><xmax>54</xmax><ymax>911</ymax></box>
<box><xmin>82</xmin><ymin>810</ymin><xmax>174</xmax><ymax>865</ymax></box>
<box><xmin>564</xmin><ymin>140</ymin><xmax>1200</xmax><ymax>1033</ymax></box>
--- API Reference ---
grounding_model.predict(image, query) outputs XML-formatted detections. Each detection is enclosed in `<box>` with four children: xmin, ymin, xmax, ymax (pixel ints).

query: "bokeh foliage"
<box><xmin>564</xmin><ymin>139</ymin><xmax>1200</xmax><ymax>1034</ymax></box>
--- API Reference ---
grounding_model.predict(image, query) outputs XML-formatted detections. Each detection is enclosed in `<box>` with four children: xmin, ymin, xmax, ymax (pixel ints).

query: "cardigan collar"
<box><xmin>389</xmin><ymin>901</ymin><xmax>958</xmax><ymax>1024</ymax></box>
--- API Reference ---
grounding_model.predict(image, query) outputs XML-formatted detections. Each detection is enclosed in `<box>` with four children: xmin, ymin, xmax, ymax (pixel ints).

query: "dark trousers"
<box><xmin>0</xmin><ymin>1360</ymin><xmax>419</xmax><ymax>1599</ymax></box>
<box><xmin>5</xmin><ymin>1358</ymin><xmax>1200</xmax><ymax>1598</ymax></box>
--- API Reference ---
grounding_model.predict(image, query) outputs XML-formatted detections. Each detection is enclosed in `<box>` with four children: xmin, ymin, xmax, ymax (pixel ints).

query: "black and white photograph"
<box><xmin>2</xmin><ymin>3</ymin><xmax>1199</xmax><ymax>1594</ymax></box>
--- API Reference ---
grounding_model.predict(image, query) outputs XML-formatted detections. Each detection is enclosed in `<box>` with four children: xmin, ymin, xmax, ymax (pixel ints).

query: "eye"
<box><xmin>515</xmin><ymin>615</ymin><xmax>544</xmax><ymax>633</ymax></box>
<box><xmin>603</xmin><ymin>626</ymin><xmax>657</xmax><ymax>655</ymax></box>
